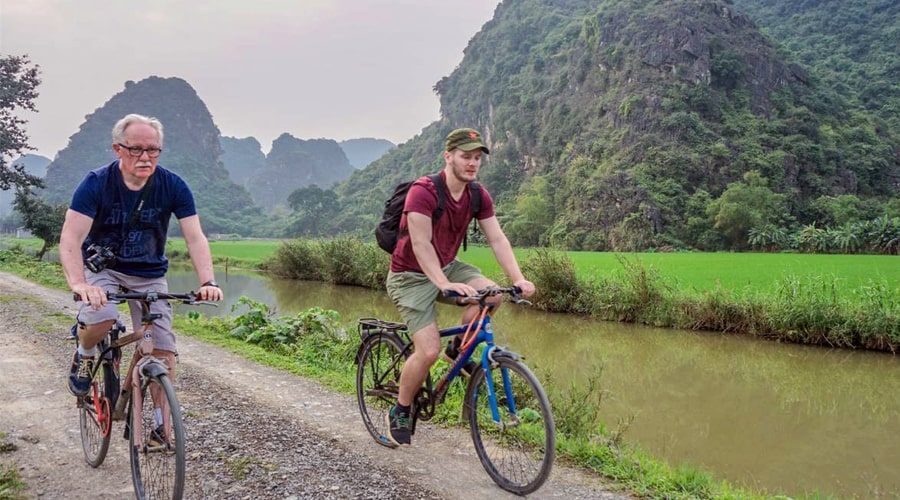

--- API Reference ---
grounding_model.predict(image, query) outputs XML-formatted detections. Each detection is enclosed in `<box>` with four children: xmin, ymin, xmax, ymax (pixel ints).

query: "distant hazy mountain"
<box><xmin>220</xmin><ymin>136</ymin><xmax>394</xmax><ymax>188</ymax></box>
<box><xmin>0</xmin><ymin>154</ymin><xmax>51</xmax><ymax>218</ymax></box>
<box><xmin>40</xmin><ymin>76</ymin><xmax>260</xmax><ymax>235</ymax></box>
<box><xmin>339</xmin><ymin>138</ymin><xmax>395</xmax><ymax>169</ymax></box>
<box><xmin>220</xmin><ymin>136</ymin><xmax>266</xmax><ymax>186</ymax></box>
<box><xmin>246</xmin><ymin>133</ymin><xmax>355</xmax><ymax>210</ymax></box>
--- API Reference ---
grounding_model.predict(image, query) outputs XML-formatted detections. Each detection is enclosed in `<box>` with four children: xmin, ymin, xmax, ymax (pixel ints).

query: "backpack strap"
<box><xmin>463</xmin><ymin>182</ymin><xmax>482</xmax><ymax>251</ymax></box>
<box><xmin>428</xmin><ymin>173</ymin><xmax>446</xmax><ymax>222</ymax></box>
<box><xmin>429</xmin><ymin>174</ymin><xmax>482</xmax><ymax>252</ymax></box>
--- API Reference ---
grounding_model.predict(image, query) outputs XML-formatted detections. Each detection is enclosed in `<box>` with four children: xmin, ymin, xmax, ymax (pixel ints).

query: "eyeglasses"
<box><xmin>117</xmin><ymin>143</ymin><xmax>162</xmax><ymax>158</ymax></box>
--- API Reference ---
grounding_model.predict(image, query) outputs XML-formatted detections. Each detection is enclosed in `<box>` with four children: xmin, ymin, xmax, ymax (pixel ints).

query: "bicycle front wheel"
<box><xmin>465</xmin><ymin>357</ymin><xmax>555</xmax><ymax>495</ymax></box>
<box><xmin>79</xmin><ymin>363</ymin><xmax>115</xmax><ymax>467</ymax></box>
<box><xmin>356</xmin><ymin>332</ymin><xmax>406</xmax><ymax>448</ymax></box>
<box><xmin>128</xmin><ymin>372</ymin><xmax>185</xmax><ymax>500</ymax></box>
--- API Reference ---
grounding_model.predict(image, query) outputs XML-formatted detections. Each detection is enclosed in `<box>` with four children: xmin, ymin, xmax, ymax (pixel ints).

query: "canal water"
<box><xmin>167</xmin><ymin>268</ymin><xmax>900</xmax><ymax>498</ymax></box>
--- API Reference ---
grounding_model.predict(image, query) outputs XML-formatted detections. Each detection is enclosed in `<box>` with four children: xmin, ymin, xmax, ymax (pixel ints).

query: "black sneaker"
<box><xmin>385</xmin><ymin>405</ymin><xmax>411</xmax><ymax>447</ymax></box>
<box><xmin>67</xmin><ymin>350</ymin><xmax>95</xmax><ymax>397</ymax></box>
<box><xmin>441</xmin><ymin>338</ymin><xmax>477</xmax><ymax>377</ymax></box>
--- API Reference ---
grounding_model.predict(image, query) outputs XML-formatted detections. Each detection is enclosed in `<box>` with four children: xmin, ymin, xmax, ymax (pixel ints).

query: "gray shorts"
<box><xmin>77</xmin><ymin>269</ymin><xmax>177</xmax><ymax>354</ymax></box>
<box><xmin>386</xmin><ymin>260</ymin><xmax>485</xmax><ymax>334</ymax></box>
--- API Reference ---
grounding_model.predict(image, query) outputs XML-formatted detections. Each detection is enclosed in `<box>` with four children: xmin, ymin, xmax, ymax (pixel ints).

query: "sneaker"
<box><xmin>148</xmin><ymin>425</ymin><xmax>168</xmax><ymax>448</ymax></box>
<box><xmin>67</xmin><ymin>350</ymin><xmax>95</xmax><ymax>396</ymax></box>
<box><xmin>441</xmin><ymin>338</ymin><xmax>477</xmax><ymax>377</ymax></box>
<box><xmin>385</xmin><ymin>405</ymin><xmax>411</xmax><ymax>447</ymax></box>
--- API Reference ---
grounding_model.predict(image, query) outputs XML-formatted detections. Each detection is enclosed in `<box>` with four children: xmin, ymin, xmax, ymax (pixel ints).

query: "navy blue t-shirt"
<box><xmin>69</xmin><ymin>161</ymin><xmax>197</xmax><ymax>277</ymax></box>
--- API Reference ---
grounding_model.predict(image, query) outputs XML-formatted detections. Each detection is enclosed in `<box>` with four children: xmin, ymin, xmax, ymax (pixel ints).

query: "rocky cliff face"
<box><xmin>247</xmin><ymin>134</ymin><xmax>354</xmax><ymax>210</ymax></box>
<box><xmin>338</xmin><ymin>0</ymin><xmax>898</xmax><ymax>250</ymax></box>
<box><xmin>220</xmin><ymin>136</ymin><xmax>266</xmax><ymax>186</ymax></box>
<box><xmin>40</xmin><ymin>76</ymin><xmax>258</xmax><ymax>234</ymax></box>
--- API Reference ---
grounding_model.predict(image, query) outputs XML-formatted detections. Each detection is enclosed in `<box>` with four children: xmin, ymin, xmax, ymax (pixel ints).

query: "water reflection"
<box><xmin>166</xmin><ymin>267</ymin><xmax>900</xmax><ymax>498</ymax></box>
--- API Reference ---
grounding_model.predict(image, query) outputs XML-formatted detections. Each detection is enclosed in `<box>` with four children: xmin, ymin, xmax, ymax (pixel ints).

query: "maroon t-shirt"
<box><xmin>389</xmin><ymin>172</ymin><xmax>495</xmax><ymax>273</ymax></box>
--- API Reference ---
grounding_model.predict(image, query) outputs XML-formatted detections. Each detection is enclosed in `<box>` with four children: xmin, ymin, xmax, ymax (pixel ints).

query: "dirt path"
<box><xmin>0</xmin><ymin>272</ymin><xmax>626</xmax><ymax>499</ymax></box>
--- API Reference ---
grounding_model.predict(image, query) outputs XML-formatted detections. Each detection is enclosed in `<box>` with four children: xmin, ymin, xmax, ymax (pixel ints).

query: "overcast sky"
<box><xmin>2</xmin><ymin>0</ymin><xmax>501</xmax><ymax>159</ymax></box>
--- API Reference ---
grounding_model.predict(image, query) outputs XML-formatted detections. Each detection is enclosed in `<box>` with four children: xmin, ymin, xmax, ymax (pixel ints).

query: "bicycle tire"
<box><xmin>356</xmin><ymin>332</ymin><xmax>407</xmax><ymax>448</ymax></box>
<box><xmin>128</xmin><ymin>372</ymin><xmax>185</xmax><ymax>500</ymax></box>
<box><xmin>79</xmin><ymin>362</ymin><xmax>115</xmax><ymax>467</ymax></box>
<box><xmin>465</xmin><ymin>357</ymin><xmax>555</xmax><ymax>495</ymax></box>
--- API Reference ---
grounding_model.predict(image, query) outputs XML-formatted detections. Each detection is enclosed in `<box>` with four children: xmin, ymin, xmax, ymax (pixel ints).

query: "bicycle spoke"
<box><xmin>130</xmin><ymin>374</ymin><xmax>185</xmax><ymax>499</ymax></box>
<box><xmin>466</xmin><ymin>358</ymin><xmax>555</xmax><ymax>495</ymax></box>
<box><xmin>357</xmin><ymin>333</ymin><xmax>405</xmax><ymax>448</ymax></box>
<box><xmin>79</xmin><ymin>363</ymin><xmax>113</xmax><ymax>467</ymax></box>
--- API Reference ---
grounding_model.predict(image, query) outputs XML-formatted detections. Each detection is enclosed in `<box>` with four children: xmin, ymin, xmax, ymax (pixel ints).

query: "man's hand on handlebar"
<box><xmin>197</xmin><ymin>284</ymin><xmax>223</xmax><ymax>302</ymax></box>
<box><xmin>72</xmin><ymin>283</ymin><xmax>107</xmax><ymax>310</ymax></box>
<box><xmin>512</xmin><ymin>279</ymin><xmax>535</xmax><ymax>297</ymax></box>
<box><xmin>443</xmin><ymin>282</ymin><xmax>479</xmax><ymax>298</ymax></box>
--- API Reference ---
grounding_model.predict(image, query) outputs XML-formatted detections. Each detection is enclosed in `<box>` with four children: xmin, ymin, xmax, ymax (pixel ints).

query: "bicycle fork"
<box><xmin>129</xmin><ymin>356</ymin><xmax>174</xmax><ymax>451</ymax></box>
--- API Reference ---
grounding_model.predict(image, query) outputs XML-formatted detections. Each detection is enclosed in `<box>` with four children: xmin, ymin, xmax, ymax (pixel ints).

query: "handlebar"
<box><xmin>73</xmin><ymin>290</ymin><xmax>218</xmax><ymax>307</ymax></box>
<box><xmin>442</xmin><ymin>286</ymin><xmax>532</xmax><ymax>306</ymax></box>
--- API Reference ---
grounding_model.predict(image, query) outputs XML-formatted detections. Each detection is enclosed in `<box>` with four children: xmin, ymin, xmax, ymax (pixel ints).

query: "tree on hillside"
<box><xmin>707</xmin><ymin>171</ymin><xmax>790</xmax><ymax>250</ymax></box>
<box><xmin>13</xmin><ymin>187</ymin><xmax>67</xmax><ymax>260</ymax></box>
<box><xmin>1</xmin><ymin>55</ymin><xmax>43</xmax><ymax>192</ymax></box>
<box><xmin>284</xmin><ymin>185</ymin><xmax>341</xmax><ymax>237</ymax></box>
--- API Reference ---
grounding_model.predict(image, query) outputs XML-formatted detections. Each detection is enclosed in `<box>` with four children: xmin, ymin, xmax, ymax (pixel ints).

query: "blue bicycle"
<box><xmin>355</xmin><ymin>286</ymin><xmax>555</xmax><ymax>495</ymax></box>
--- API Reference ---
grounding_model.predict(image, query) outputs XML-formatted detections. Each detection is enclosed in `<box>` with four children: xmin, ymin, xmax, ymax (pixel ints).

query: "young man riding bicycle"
<box><xmin>59</xmin><ymin>113</ymin><xmax>223</xmax><ymax>398</ymax></box>
<box><xmin>385</xmin><ymin>127</ymin><xmax>535</xmax><ymax>446</ymax></box>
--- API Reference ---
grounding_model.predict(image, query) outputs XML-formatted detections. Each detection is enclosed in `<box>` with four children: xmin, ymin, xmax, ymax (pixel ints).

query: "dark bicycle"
<box><xmin>75</xmin><ymin>289</ymin><xmax>215</xmax><ymax>500</ymax></box>
<box><xmin>355</xmin><ymin>286</ymin><xmax>555</xmax><ymax>495</ymax></box>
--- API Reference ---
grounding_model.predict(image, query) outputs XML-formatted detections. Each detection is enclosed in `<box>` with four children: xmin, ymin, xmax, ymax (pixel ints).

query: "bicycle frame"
<box><xmin>434</xmin><ymin>309</ymin><xmax>524</xmax><ymax>425</ymax></box>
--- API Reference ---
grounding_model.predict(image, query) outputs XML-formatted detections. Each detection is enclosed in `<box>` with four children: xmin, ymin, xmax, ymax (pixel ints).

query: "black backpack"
<box><xmin>375</xmin><ymin>173</ymin><xmax>482</xmax><ymax>254</ymax></box>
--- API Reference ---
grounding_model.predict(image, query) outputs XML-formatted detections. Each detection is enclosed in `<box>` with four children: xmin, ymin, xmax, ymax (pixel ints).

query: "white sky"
<box><xmin>1</xmin><ymin>0</ymin><xmax>501</xmax><ymax>158</ymax></box>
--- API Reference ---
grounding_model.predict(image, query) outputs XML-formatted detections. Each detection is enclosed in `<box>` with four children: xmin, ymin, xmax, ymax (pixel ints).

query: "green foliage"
<box><xmin>0</xmin><ymin>55</ymin><xmax>43</xmax><ymax>193</ymax></box>
<box><xmin>12</xmin><ymin>187</ymin><xmax>67</xmax><ymax>260</ymax></box>
<box><xmin>265</xmin><ymin>237</ymin><xmax>387</xmax><ymax>289</ymax></box>
<box><xmin>0</xmin><ymin>248</ymin><xmax>68</xmax><ymax>288</ymax></box>
<box><xmin>229</xmin><ymin>295</ymin><xmax>345</xmax><ymax>351</ymax></box>
<box><xmin>0</xmin><ymin>461</ymin><xmax>26</xmax><ymax>499</ymax></box>
<box><xmin>547</xmin><ymin>367</ymin><xmax>606</xmax><ymax>441</ymax></box>
<box><xmin>706</xmin><ymin>171</ymin><xmax>790</xmax><ymax>250</ymax></box>
<box><xmin>503</xmin><ymin>175</ymin><xmax>555</xmax><ymax>246</ymax></box>
<box><xmin>284</xmin><ymin>185</ymin><xmax>341</xmax><ymax>237</ymax></box>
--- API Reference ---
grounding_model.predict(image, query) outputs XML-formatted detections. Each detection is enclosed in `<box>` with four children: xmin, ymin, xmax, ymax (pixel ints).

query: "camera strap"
<box><xmin>124</xmin><ymin>174</ymin><xmax>155</xmax><ymax>234</ymax></box>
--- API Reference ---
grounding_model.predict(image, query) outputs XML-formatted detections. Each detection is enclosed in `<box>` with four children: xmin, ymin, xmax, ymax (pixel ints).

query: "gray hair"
<box><xmin>111</xmin><ymin>113</ymin><xmax>164</xmax><ymax>146</ymax></box>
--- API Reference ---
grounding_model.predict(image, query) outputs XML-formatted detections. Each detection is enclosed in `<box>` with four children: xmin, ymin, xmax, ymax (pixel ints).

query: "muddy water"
<box><xmin>167</xmin><ymin>269</ymin><xmax>900</xmax><ymax>498</ymax></box>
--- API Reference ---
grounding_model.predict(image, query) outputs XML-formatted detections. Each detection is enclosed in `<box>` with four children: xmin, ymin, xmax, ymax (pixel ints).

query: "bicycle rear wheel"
<box><xmin>465</xmin><ymin>357</ymin><xmax>555</xmax><ymax>495</ymax></box>
<box><xmin>128</xmin><ymin>372</ymin><xmax>185</xmax><ymax>499</ymax></box>
<box><xmin>79</xmin><ymin>362</ymin><xmax>115</xmax><ymax>467</ymax></box>
<box><xmin>356</xmin><ymin>332</ymin><xmax>407</xmax><ymax>448</ymax></box>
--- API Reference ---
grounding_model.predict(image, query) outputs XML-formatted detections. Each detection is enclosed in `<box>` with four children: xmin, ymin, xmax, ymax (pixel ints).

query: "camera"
<box><xmin>84</xmin><ymin>244</ymin><xmax>117</xmax><ymax>273</ymax></box>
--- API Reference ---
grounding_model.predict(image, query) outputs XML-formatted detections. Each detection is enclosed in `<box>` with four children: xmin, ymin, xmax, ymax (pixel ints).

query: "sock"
<box><xmin>395</xmin><ymin>403</ymin><xmax>411</xmax><ymax>416</ymax></box>
<box><xmin>155</xmin><ymin>408</ymin><xmax>164</xmax><ymax>427</ymax></box>
<box><xmin>78</xmin><ymin>345</ymin><xmax>98</xmax><ymax>358</ymax></box>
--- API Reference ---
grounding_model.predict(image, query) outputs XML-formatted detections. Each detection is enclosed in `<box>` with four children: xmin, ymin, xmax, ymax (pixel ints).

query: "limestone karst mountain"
<box><xmin>41</xmin><ymin>76</ymin><xmax>259</xmax><ymax>234</ymax></box>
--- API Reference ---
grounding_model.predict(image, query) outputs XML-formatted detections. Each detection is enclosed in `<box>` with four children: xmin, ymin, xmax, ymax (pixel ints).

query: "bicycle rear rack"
<box><xmin>357</xmin><ymin>318</ymin><xmax>407</xmax><ymax>340</ymax></box>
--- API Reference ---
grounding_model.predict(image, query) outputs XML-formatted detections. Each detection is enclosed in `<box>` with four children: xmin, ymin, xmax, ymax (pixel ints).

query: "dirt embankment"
<box><xmin>0</xmin><ymin>272</ymin><xmax>625</xmax><ymax>499</ymax></box>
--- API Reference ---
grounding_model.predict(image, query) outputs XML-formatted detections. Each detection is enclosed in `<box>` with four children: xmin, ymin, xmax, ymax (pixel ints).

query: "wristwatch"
<box><xmin>201</xmin><ymin>280</ymin><xmax>220</xmax><ymax>288</ymax></box>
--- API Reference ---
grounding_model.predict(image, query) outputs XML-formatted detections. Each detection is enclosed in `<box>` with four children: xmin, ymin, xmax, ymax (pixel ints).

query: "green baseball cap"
<box><xmin>445</xmin><ymin>128</ymin><xmax>490</xmax><ymax>154</ymax></box>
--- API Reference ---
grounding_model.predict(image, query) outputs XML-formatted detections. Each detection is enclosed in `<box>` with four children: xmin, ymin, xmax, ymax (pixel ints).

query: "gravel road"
<box><xmin>0</xmin><ymin>272</ymin><xmax>627</xmax><ymax>499</ymax></box>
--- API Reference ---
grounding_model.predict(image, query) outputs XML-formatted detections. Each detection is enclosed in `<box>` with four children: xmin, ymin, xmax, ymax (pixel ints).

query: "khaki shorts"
<box><xmin>386</xmin><ymin>260</ymin><xmax>484</xmax><ymax>334</ymax></box>
<box><xmin>76</xmin><ymin>269</ymin><xmax>177</xmax><ymax>354</ymax></box>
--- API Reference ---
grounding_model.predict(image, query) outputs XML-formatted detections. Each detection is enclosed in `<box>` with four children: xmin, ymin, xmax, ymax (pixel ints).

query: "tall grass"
<box><xmin>265</xmin><ymin>238</ymin><xmax>386</xmax><ymax>289</ymax></box>
<box><xmin>265</xmin><ymin>240</ymin><xmax>900</xmax><ymax>351</ymax></box>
